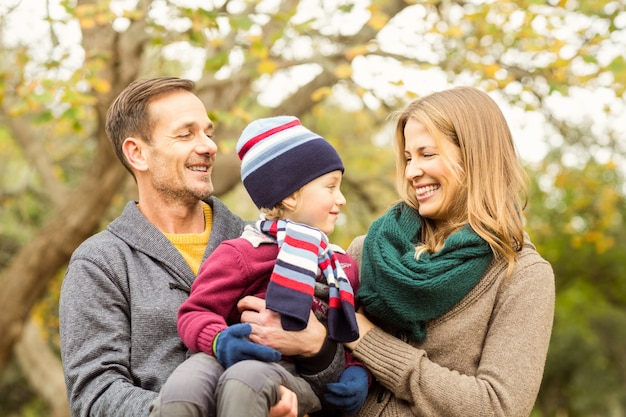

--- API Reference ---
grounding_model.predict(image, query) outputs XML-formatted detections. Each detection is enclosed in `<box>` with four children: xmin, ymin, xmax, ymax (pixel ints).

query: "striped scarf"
<box><xmin>259</xmin><ymin>219</ymin><xmax>359</xmax><ymax>343</ymax></box>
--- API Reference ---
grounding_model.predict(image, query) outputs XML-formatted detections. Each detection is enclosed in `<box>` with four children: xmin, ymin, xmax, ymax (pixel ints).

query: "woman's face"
<box><xmin>403</xmin><ymin>118</ymin><xmax>462</xmax><ymax>225</ymax></box>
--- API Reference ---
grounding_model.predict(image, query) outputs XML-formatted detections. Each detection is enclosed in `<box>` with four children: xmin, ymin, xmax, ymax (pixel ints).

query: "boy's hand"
<box><xmin>214</xmin><ymin>323</ymin><xmax>281</xmax><ymax>368</ymax></box>
<box><xmin>324</xmin><ymin>365</ymin><xmax>369</xmax><ymax>414</ymax></box>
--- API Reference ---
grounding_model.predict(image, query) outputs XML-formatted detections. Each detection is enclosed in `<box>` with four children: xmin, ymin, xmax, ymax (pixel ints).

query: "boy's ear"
<box><xmin>281</xmin><ymin>193</ymin><xmax>298</xmax><ymax>211</ymax></box>
<box><xmin>122</xmin><ymin>137</ymin><xmax>149</xmax><ymax>172</ymax></box>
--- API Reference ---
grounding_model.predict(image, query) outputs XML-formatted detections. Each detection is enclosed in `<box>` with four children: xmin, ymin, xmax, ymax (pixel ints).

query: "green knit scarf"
<box><xmin>359</xmin><ymin>202</ymin><xmax>493</xmax><ymax>342</ymax></box>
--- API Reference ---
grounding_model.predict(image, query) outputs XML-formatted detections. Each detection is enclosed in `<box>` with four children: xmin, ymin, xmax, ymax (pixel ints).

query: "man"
<box><xmin>59</xmin><ymin>77</ymin><xmax>340</xmax><ymax>417</ymax></box>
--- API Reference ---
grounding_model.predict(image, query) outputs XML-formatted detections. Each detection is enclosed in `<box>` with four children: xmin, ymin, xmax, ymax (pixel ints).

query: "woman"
<box><xmin>345</xmin><ymin>86</ymin><xmax>555</xmax><ymax>417</ymax></box>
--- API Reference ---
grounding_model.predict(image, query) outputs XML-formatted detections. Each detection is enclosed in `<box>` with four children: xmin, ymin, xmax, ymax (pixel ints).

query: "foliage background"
<box><xmin>1</xmin><ymin>0</ymin><xmax>625</xmax><ymax>416</ymax></box>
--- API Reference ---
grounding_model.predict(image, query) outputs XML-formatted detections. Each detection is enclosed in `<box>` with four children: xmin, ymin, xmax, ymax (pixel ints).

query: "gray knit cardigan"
<box><xmin>59</xmin><ymin>198</ymin><xmax>344</xmax><ymax>417</ymax></box>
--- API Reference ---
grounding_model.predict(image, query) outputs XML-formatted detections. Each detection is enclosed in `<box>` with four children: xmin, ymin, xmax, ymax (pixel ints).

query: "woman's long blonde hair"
<box><xmin>393</xmin><ymin>86</ymin><xmax>528</xmax><ymax>274</ymax></box>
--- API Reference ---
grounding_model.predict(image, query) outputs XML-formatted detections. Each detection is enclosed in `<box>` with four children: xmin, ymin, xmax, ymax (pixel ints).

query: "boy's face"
<box><xmin>283</xmin><ymin>170</ymin><xmax>345</xmax><ymax>235</ymax></box>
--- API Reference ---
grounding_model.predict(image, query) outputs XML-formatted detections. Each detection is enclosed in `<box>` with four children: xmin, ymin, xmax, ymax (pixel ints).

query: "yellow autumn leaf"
<box><xmin>96</xmin><ymin>14</ymin><xmax>110</xmax><ymax>26</ymax></box>
<box><xmin>447</xmin><ymin>26</ymin><xmax>463</xmax><ymax>38</ymax></box>
<box><xmin>79</xmin><ymin>17</ymin><xmax>96</xmax><ymax>29</ymax></box>
<box><xmin>334</xmin><ymin>64</ymin><xmax>353</xmax><ymax>79</ymax></box>
<box><xmin>484</xmin><ymin>64</ymin><xmax>501</xmax><ymax>78</ymax></box>
<box><xmin>367</xmin><ymin>11</ymin><xmax>390</xmax><ymax>31</ymax></box>
<box><xmin>75</xmin><ymin>3</ymin><xmax>96</xmax><ymax>18</ymax></box>
<box><xmin>311</xmin><ymin>86</ymin><xmax>332</xmax><ymax>102</ymax></box>
<box><xmin>123</xmin><ymin>9</ymin><xmax>145</xmax><ymax>20</ymax></box>
<box><xmin>90</xmin><ymin>78</ymin><xmax>111</xmax><ymax>94</ymax></box>
<box><xmin>257</xmin><ymin>59</ymin><xmax>278</xmax><ymax>74</ymax></box>
<box><xmin>249</xmin><ymin>39</ymin><xmax>268</xmax><ymax>59</ymax></box>
<box><xmin>345</xmin><ymin>45</ymin><xmax>369</xmax><ymax>60</ymax></box>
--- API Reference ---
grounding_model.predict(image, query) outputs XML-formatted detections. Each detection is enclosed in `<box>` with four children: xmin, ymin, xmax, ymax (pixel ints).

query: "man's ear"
<box><xmin>122</xmin><ymin>137</ymin><xmax>149</xmax><ymax>172</ymax></box>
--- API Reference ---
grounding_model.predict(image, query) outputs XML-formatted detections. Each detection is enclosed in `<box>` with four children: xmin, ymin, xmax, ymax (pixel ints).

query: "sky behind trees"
<box><xmin>4</xmin><ymin>0</ymin><xmax>624</xmax><ymax>167</ymax></box>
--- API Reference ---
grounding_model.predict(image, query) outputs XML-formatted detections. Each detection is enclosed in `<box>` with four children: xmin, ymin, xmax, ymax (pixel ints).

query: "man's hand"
<box><xmin>268</xmin><ymin>386</ymin><xmax>298</xmax><ymax>417</ymax></box>
<box><xmin>238</xmin><ymin>296</ymin><xmax>326</xmax><ymax>356</ymax></box>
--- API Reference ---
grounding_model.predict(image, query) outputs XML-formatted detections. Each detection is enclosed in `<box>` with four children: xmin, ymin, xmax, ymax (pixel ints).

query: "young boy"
<box><xmin>152</xmin><ymin>116</ymin><xmax>369</xmax><ymax>417</ymax></box>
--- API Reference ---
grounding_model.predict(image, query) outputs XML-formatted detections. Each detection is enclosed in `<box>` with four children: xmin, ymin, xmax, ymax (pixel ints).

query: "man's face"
<box><xmin>144</xmin><ymin>90</ymin><xmax>217</xmax><ymax>205</ymax></box>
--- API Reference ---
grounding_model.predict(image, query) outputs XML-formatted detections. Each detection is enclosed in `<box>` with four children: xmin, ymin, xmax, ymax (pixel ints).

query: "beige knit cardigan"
<box><xmin>346</xmin><ymin>234</ymin><xmax>555</xmax><ymax>417</ymax></box>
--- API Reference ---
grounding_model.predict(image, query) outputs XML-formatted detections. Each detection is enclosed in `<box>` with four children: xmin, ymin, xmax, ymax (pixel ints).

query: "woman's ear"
<box><xmin>122</xmin><ymin>137</ymin><xmax>149</xmax><ymax>172</ymax></box>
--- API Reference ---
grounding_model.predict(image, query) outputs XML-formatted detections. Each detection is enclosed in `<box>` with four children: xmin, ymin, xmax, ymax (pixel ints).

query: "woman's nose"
<box><xmin>405</xmin><ymin>161</ymin><xmax>424</xmax><ymax>180</ymax></box>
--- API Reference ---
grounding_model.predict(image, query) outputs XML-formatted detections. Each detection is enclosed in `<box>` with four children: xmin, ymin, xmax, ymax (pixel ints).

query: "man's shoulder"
<box><xmin>69</xmin><ymin>228</ymin><xmax>128</xmax><ymax>264</ymax></box>
<box><xmin>69</xmin><ymin>202</ymin><xmax>140</xmax><ymax>263</ymax></box>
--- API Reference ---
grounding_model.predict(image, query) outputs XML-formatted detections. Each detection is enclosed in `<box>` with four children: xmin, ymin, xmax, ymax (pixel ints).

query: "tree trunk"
<box><xmin>0</xmin><ymin>138</ymin><xmax>128</xmax><ymax>372</ymax></box>
<box><xmin>15</xmin><ymin>318</ymin><xmax>70</xmax><ymax>417</ymax></box>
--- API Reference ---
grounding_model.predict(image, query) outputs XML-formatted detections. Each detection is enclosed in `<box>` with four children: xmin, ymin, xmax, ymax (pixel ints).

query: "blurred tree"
<box><xmin>527</xmin><ymin>150</ymin><xmax>626</xmax><ymax>416</ymax></box>
<box><xmin>0</xmin><ymin>0</ymin><xmax>624</xmax><ymax>415</ymax></box>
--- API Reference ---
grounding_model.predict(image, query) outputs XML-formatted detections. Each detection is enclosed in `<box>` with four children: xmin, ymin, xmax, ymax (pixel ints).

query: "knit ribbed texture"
<box><xmin>356</xmin><ymin>327</ymin><xmax>422</xmax><ymax>386</ymax></box>
<box><xmin>59</xmin><ymin>198</ymin><xmax>247</xmax><ymax>416</ymax></box>
<box><xmin>347</xmin><ymin>233</ymin><xmax>555</xmax><ymax>417</ymax></box>
<box><xmin>162</xmin><ymin>202</ymin><xmax>213</xmax><ymax>274</ymax></box>
<box><xmin>358</xmin><ymin>202</ymin><xmax>493</xmax><ymax>342</ymax></box>
<box><xmin>236</xmin><ymin>116</ymin><xmax>344</xmax><ymax>209</ymax></box>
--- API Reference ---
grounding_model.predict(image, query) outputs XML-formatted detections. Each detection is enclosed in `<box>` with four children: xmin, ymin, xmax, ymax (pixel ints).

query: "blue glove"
<box><xmin>324</xmin><ymin>365</ymin><xmax>369</xmax><ymax>415</ymax></box>
<box><xmin>213</xmin><ymin>323</ymin><xmax>281</xmax><ymax>369</ymax></box>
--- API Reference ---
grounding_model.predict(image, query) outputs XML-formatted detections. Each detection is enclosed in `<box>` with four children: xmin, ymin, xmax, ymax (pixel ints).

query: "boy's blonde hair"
<box><xmin>260</xmin><ymin>190</ymin><xmax>301</xmax><ymax>220</ymax></box>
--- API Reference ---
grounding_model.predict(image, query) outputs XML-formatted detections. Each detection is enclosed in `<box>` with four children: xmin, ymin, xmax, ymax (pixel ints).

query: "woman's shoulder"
<box><xmin>517</xmin><ymin>233</ymin><xmax>553</xmax><ymax>273</ymax></box>
<box><xmin>494</xmin><ymin>233</ymin><xmax>555</xmax><ymax>301</ymax></box>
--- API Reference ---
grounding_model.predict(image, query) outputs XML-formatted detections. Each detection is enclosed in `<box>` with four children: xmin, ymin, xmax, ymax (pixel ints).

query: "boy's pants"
<box><xmin>149</xmin><ymin>352</ymin><xmax>320</xmax><ymax>417</ymax></box>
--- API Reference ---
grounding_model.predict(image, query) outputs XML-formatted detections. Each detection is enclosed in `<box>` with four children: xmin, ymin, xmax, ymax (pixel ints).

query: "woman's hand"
<box><xmin>268</xmin><ymin>386</ymin><xmax>298</xmax><ymax>417</ymax></box>
<box><xmin>238</xmin><ymin>296</ymin><xmax>326</xmax><ymax>356</ymax></box>
<box><xmin>344</xmin><ymin>311</ymin><xmax>376</xmax><ymax>351</ymax></box>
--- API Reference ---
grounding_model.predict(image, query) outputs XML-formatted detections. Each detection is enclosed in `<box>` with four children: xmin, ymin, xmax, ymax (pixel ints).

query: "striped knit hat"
<box><xmin>236</xmin><ymin>116</ymin><xmax>344</xmax><ymax>209</ymax></box>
